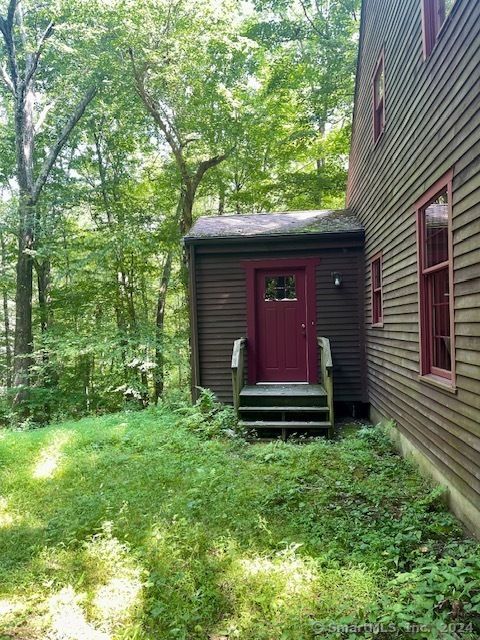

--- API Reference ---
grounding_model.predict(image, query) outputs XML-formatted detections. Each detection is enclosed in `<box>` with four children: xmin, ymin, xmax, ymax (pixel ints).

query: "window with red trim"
<box><xmin>422</xmin><ymin>0</ymin><xmax>455</xmax><ymax>57</ymax></box>
<box><xmin>417</xmin><ymin>177</ymin><xmax>454</xmax><ymax>381</ymax></box>
<box><xmin>373</xmin><ymin>54</ymin><xmax>385</xmax><ymax>143</ymax></box>
<box><xmin>371</xmin><ymin>255</ymin><xmax>383</xmax><ymax>326</ymax></box>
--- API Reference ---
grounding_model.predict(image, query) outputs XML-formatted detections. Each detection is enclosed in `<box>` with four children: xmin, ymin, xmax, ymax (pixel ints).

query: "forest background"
<box><xmin>0</xmin><ymin>0</ymin><xmax>360</xmax><ymax>424</ymax></box>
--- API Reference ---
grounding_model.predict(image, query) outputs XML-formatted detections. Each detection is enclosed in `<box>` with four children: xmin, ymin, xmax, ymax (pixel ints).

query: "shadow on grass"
<box><xmin>0</xmin><ymin>412</ymin><xmax>474</xmax><ymax>639</ymax></box>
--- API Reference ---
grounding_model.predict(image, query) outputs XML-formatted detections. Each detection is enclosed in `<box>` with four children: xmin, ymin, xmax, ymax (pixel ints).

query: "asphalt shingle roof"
<box><xmin>185</xmin><ymin>209</ymin><xmax>363</xmax><ymax>241</ymax></box>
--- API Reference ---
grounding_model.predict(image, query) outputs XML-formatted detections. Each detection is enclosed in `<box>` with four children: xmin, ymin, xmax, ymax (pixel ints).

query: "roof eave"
<box><xmin>183</xmin><ymin>228</ymin><xmax>365</xmax><ymax>246</ymax></box>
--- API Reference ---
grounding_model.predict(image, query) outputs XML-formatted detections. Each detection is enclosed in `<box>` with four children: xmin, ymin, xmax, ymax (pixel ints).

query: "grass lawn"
<box><xmin>0</xmin><ymin>405</ymin><xmax>479</xmax><ymax>639</ymax></box>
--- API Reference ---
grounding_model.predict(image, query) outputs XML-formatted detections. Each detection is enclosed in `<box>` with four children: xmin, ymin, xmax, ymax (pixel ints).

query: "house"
<box><xmin>347</xmin><ymin>0</ymin><xmax>480</xmax><ymax>533</ymax></box>
<box><xmin>185</xmin><ymin>0</ymin><xmax>480</xmax><ymax>534</ymax></box>
<box><xmin>184</xmin><ymin>210</ymin><xmax>366</xmax><ymax>438</ymax></box>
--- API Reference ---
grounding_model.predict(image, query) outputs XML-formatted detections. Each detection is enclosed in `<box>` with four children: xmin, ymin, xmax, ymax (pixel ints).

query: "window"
<box><xmin>265</xmin><ymin>275</ymin><xmax>296</xmax><ymax>301</ymax></box>
<box><xmin>422</xmin><ymin>0</ymin><xmax>456</xmax><ymax>58</ymax></box>
<box><xmin>371</xmin><ymin>254</ymin><xmax>383</xmax><ymax>326</ymax></box>
<box><xmin>416</xmin><ymin>171</ymin><xmax>454</xmax><ymax>383</ymax></box>
<box><xmin>373</xmin><ymin>53</ymin><xmax>385</xmax><ymax>143</ymax></box>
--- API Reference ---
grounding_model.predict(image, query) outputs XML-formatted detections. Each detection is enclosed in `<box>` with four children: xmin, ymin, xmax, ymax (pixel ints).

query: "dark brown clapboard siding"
<box><xmin>192</xmin><ymin>242</ymin><xmax>365</xmax><ymax>404</ymax></box>
<box><xmin>348</xmin><ymin>0</ymin><xmax>480</xmax><ymax>508</ymax></box>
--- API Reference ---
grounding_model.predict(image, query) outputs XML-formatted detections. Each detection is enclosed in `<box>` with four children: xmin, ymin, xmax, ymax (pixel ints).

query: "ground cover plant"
<box><xmin>0</xmin><ymin>405</ymin><xmax>479</xmax><ymax>639</ymax></box>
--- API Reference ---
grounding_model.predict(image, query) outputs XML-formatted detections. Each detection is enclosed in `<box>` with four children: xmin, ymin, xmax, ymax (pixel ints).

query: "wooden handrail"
<box><xmin>231</xmin><ymin>338</ymin><xmax>247</xmax><ymax>413</ymax></box>
<box><xmin>317</xmin><ymin>336</ymin><xmax>334</xmax><ymax>433</ymax></box>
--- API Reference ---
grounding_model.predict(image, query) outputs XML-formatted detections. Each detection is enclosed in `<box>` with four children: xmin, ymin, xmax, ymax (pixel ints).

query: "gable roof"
<box><xmin>185</xmin><ymin>209</ymin><xmax>363</xmax><ymax>243</ymax></box>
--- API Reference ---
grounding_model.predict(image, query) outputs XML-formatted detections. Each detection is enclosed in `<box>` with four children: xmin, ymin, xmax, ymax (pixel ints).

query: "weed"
<box><xmin>0</xmin><ymin>409</ymin><xmax>477</xmax><ymax>639</ymax></box>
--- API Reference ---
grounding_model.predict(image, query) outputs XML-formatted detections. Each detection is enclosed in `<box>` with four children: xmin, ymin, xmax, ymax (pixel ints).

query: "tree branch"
<box><xmin>0</xmin><ymin>64</ymin><xmax>14</xmax><ymax>94</ymax></box>
<box><xmin>32</xmin><ymin>84</ymin><xmax>97</xmax><ymax>203</ymax></box>
<box><xmin>24</xmin><ymin>20</ymin><xmax>54</xmax><ymax>87</ymax></box>
<box><xmin>193</xmin><ymin>149</ymin><xmax>232</xmax><ymax>190</ymax></box>
<box><xmin>298</xmin><ymin>0</ymin><xmax>322</xmax><ymax>37</ymax></box>
<box><xmin>129</xmin><ymin>47</ymin><xmax>190</xmax><ymax>184</ymax></box>
<box><xmin>34</xmin><ymin>100</ymin><xmax>54</xmax><ymax>133</ymax></box>
<box><xmin>0</xmin><ymin>0</ymin><xmax>19</xmax><ymax>90</ymax></box>
<box><xmin>6</xmin><ymin>0</ymin><xmax>18</xmax><ymax>30</ymax></box>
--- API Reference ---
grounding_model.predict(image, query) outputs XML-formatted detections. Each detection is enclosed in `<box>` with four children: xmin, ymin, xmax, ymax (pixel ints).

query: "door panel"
<box><xmin>256</xmin><ymin>268</ymin><xmax>307</xmax><ymax>382</ymax></box>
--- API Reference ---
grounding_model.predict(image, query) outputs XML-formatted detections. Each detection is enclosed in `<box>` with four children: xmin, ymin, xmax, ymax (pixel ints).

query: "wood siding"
<box><xmin>191</xmin><ymin>241</ymin><xmax>365</xmax><ymax>405</ymax></box>
<box><xmin>348</xmin><ymin>0</ymin><xmax>480</xmax><ymax>508</ymax></box>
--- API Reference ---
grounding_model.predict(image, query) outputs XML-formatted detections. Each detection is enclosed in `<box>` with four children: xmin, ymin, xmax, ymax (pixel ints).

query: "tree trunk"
<box><xmin>36</xmin><ymin>258</ymin><xmax>51</xmax><ymax>336</ymax></box>
<box><xmin>315</xmin><ymin>157</ymin><xmax>323</xmax><ymax>207</ymax></box>
<box><xmin>218</xmin><ymin>184</ymin><xmax>225</xmax><ymax>215</ymax></box>
<box><xmin>154</xmin><ymin>251</ymin><xmax>173</xmax><ymax>402</ymax></box>
<box><xmin>1</xmin><ymin>233</ymin><xmax>12</xmax><ymax>388</ymax></box>
<box><xmin>3</xmin><ymin>289</ymin><xmax>11</xmax><ymax>389</ymax></box>
<box><xmin>13</xmin><ymin>196</ymin><xmax>35</xmax><ymax>400</ymax></box>
<box><xmin>179</xmin><ymin>182</ymin><xmax>195</xmax><ymax>236</ymax></box>
<box><xmin>35</xmin><ymin>257</ymin><xmax>58</xmax><ymax>401</ymax></box>
<box><xmin>315</xmin><ymin>119</ymin><xmax>326</xmax><ymax>207</ymax></box>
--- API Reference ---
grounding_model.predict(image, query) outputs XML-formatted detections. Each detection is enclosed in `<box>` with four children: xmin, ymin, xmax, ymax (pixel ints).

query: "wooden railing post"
<box><xmin>231</xmin><ymin>338</ymin><xmax>246</xmax><ymax>413</ymax></box>
<box><xmin>317</xmin><ymin>336</ymin><xmax>334</xmax><ymax>437</ymax></box>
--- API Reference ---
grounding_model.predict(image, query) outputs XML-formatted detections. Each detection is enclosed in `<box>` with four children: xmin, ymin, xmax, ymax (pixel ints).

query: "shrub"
<box><xmin>177</xmin><ymin>387</ymin><xmax>245</xmax><ymax>439</ymax></box>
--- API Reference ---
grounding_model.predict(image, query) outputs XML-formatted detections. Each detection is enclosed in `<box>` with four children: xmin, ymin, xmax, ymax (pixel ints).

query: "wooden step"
<box><xmin>240</xmin><ymin>384</ymin><xmax>327</xmax><ymax>408</ymax></box>
<box><xmin>240</xmin><ymin>420</ymin><xmax>332</xmax><ymax>430</ymax></box>
<box><xmin>240</xmin><ymin>384</ymin><xmax>326</xmax><ymax>397</ymax></box>
<box><xmin>239</xmin><ymin>405</ymin><xmax>329</xmax><ymax>413</ymax></box>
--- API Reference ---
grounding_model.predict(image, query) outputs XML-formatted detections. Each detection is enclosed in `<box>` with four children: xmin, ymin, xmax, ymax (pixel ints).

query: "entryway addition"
<box><xmin>184</xmin><ymin>209</ymin><xmax>366</xmax><ymax>439</ymax></box>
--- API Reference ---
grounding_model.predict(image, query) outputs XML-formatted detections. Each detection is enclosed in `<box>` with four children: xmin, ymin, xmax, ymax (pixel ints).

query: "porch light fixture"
<box><xmin>332</xmin><ymin>272</ymin><xmax>343</xmax><ymax>288</ymax></box>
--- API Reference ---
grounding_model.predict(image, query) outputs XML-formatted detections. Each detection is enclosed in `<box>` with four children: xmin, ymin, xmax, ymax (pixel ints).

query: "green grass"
<box><xmin>0</xmin><ymin>406</ymin><xmax>479</xmax><ymax>639</ymax></box>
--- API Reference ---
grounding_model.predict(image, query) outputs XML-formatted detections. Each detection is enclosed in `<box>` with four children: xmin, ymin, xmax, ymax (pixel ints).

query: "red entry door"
<box><xmin>256</xmin><ymin>268</ymin><xmax>308</xmax><ymax>382</ymax></box>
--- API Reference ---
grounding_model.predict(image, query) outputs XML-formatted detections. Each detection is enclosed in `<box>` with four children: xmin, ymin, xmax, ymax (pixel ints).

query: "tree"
<box><xmin>0</xmin><ymin>0</ymin><xmax>361</xmax><ymax>420</ymax></box>
<box><xmin>239</xmin><ymin>0</ymin><xmax>360</xmax><ymax>209</ymax></box>
<box><xmin>0</xmin><ymin>0</ymin><xmax>98</xmax><ymax>403</ymax></box>
<box><xmin>125</xmin><ymin>0</ymin><xmax>255</xmax><ymax>399</ymax></box>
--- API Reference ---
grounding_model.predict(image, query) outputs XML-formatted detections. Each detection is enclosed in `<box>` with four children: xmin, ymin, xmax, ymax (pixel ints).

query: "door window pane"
<box><xmin>265</xmin><ymin>275</ymin><xmax>296</xmax><ymax>301</ymax></box>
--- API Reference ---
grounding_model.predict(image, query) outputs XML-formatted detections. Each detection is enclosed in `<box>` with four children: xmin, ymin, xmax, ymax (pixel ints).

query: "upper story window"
<box><xmin>371</xmin><ymin>254</ymin><xmax>383</xmax><ymax>327</ymax></box>
<box><xmin>373</xmin><ymin>53</ymin><xmax>385</xmax><ymax>143</ymax></box>
<box><xmin>422</xmin><ymin>0</ymin><xmax>456</xmax><ymax>58</ymax></box>
<box><xmin>416</xmin><ymin>171</ymin><xmax>454</xmax><ymax>384</ymax></box>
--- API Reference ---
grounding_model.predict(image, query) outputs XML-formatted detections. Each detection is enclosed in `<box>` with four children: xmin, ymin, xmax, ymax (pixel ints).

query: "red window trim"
<box><xmin>421</xmin><ymin>0</ymin><xmax>456</xmax><ymax>59</ymax></box>
<box><xmin>416</xmin><ymin>169</ymin><xmax>455</xmax><ymax>388</ymax></box>
<box><xmin>370</xmin><ymin>252</ymin><xmax>383</xmax><ymax>328</ymax></box>
<box><xmin>240</xmin><ymin>257</ymin><xmax>320</xmax><ymax>385</ymax></box>
<box><xmin>372</xmin><ymin>50</ymin><xmax>385</xmax><ymax>144</ymax></box>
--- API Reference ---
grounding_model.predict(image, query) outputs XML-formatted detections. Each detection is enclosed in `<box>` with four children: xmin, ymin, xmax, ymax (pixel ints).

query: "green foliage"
<box><xmin>178</xmin><ymin>387</ymin><xmax>244</xmax><ymax>439</ymax></box>
<box><xmin>366</xmin><ymin>542</ymin><xmax>480</xmax><ymax>639</ymax></box>
<box><xmin>0</xmin><ymin>410</ymin><xmax>478</xmax><ymax>639</ymax></box>
<box><xmin>0</xmin><ymin>0</ymin><xmax>361</xmax><ymax>421</ymax></box>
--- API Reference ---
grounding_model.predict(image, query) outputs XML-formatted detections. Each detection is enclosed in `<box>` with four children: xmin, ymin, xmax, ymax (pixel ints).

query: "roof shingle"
<box><xmin>185</xmin><ymin>209</ymin><xmax>363</xmax><ymax>241</ymax></box>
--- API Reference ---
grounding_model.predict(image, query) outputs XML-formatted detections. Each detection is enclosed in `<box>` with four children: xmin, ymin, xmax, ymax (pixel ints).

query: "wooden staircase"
<box><xmin>231</xmin><ymin>337</ymin><xmax>334</xmax><ymax>440</ymax></box>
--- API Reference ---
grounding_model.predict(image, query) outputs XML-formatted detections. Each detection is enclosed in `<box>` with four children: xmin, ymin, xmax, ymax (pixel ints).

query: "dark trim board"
<box><xmin>188</xmin><ymin>244</ymin><xmax>201</xmax><ymax>400</ymax></box>
<box><xmin>184</xmin><ymin>230</ymin><xmax>364</xmax><ymax>249</ymax></box>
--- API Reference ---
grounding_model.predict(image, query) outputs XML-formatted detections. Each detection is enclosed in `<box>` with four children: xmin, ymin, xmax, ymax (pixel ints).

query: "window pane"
<box><xmin>443</xmin><ymin>0</ymin><xmax>455</xmax><ymax>19</ymax></box>
<box><xmin>373</xmin><ymin>290</ymin><xmax>382</xmax><ymax>324</ymax></box>
<box><xmin>265</xmin><ymin>275</ymin><xmax>296</xmax><ymax>301</ymax></box>
<box><xmin>374</xmin><ymin>66</ymin><xmax>384</xmax><ymax>104</ymax></box>
<box><xmin>372</xmin><ymin>258</ymin><xmax>381</xmax><ymax>289</ymax></box>
<box><xmin>430</xmin><ymin>267</ymin><xmax>451</xmax><ymax>371</ymax></box>
<box><xmin>424</xmin><ymin>189</ymin><xmax>449</xmax><ymax>268</ymax></box>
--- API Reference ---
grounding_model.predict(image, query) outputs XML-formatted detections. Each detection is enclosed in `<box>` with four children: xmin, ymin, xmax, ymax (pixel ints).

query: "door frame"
<box><xmin>241</xmin><ymin>257</ymin><xmax>320</xmax><ymax>384</ymax></box>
